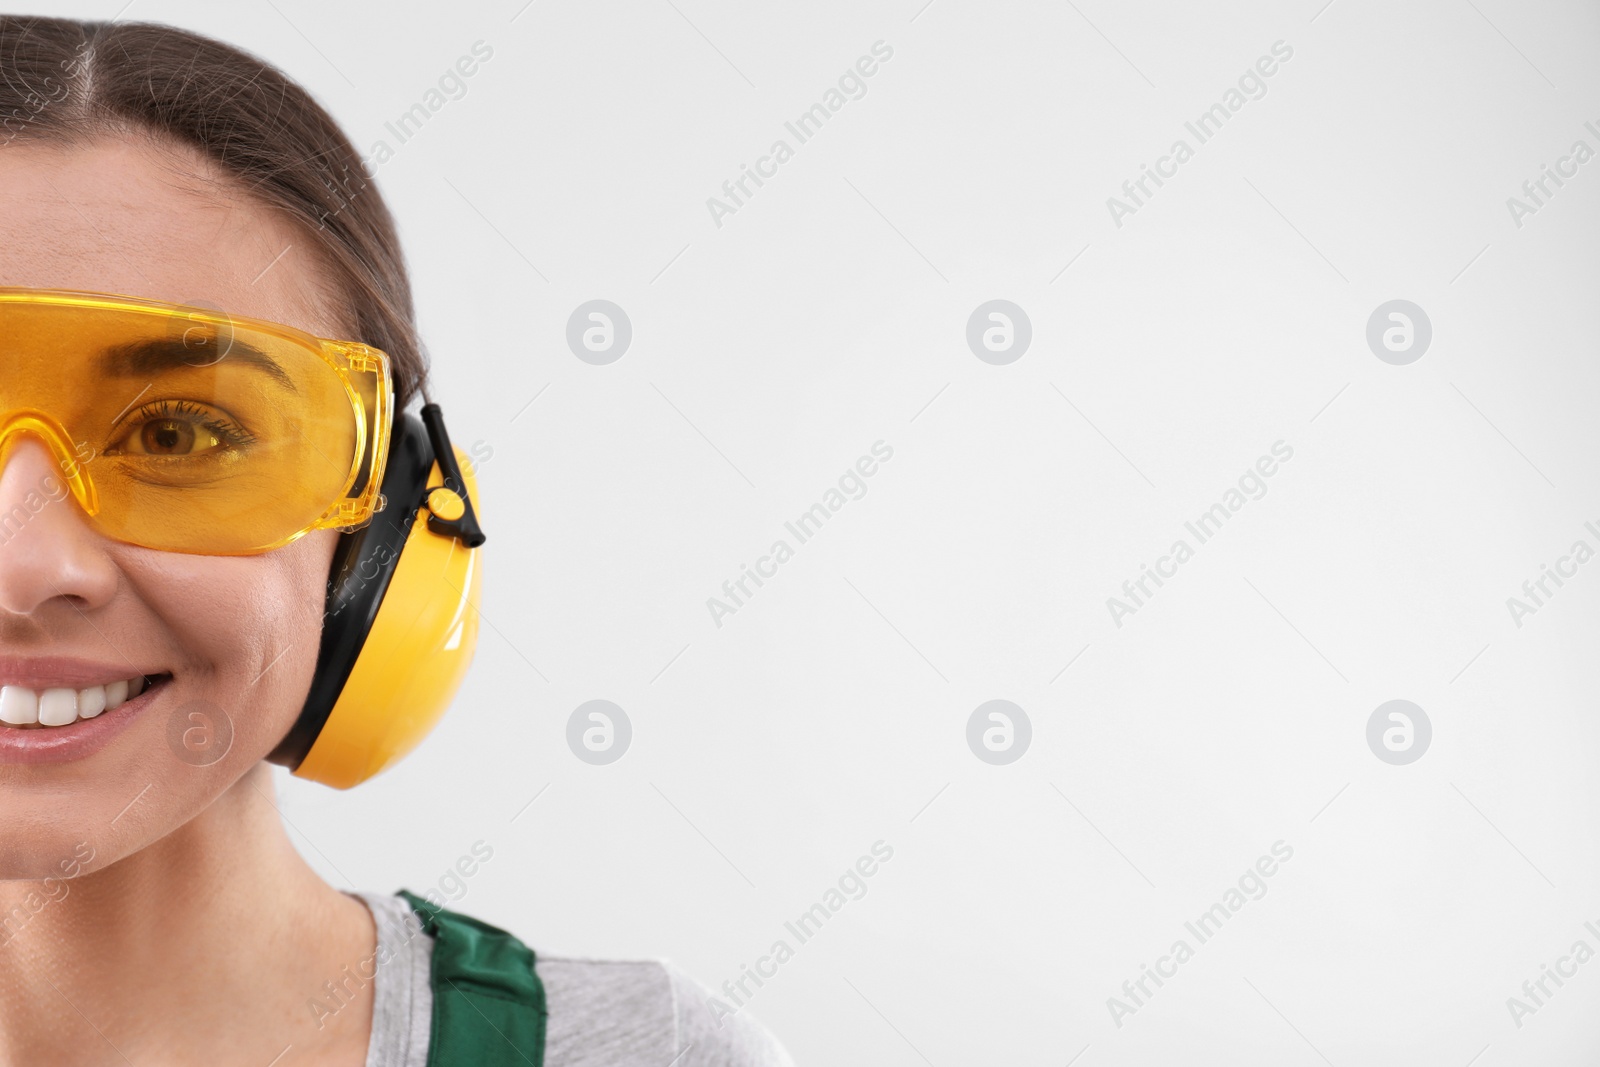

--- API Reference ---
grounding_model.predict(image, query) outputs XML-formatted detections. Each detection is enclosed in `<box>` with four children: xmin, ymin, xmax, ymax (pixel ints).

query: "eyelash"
<box><xmin>114</xmin><ymin>399</ymin><xmax>258</xmax><ymax>452</ymax></box>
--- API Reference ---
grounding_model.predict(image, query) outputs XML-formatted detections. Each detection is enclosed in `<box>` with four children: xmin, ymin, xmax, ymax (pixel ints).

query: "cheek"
<box><xmin>120</xmin><ymin>532</ymin><xmax>335</xmax><ymax>806</ymax></box>
<box><xmin>129</xmin><ymin>532</ymin><xmax>336</xmax><ymax>742</ymax></box>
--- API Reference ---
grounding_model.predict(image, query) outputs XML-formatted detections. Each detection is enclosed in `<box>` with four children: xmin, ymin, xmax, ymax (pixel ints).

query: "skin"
<box><xmin>0</xmin><ymin>138</ymin><xmax>378</xmax><ymax>1066</ymax></box>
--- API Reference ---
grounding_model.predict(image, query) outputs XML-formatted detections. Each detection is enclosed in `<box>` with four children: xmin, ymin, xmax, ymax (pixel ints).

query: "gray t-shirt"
<box><xmin>352</xmin><ymin>891</ymin><xmax>795</xmax><ymax>1067</ymax></box>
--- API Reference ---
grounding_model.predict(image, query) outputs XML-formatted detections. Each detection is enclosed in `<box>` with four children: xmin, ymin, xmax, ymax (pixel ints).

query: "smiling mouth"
<box><xmin>0</xmin><ymin>673</ymin><xmax>172</xmax><ymax>729</ymax></box>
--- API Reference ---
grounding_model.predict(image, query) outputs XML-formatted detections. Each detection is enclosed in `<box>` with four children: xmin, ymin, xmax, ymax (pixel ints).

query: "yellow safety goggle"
<box><xmin>0</xmin><ymin>288</ymin><xmax>392</xmax><ymax>555</ymax></box>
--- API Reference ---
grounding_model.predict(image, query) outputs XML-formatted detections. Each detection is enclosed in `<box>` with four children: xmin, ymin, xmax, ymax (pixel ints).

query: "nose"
<box><xmin>0</xmin><ymin>436</ymin><xmax>118</xmax><ymax>616</ymax></box>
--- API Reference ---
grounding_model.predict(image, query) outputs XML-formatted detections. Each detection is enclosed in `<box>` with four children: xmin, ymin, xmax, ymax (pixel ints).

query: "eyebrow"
<box><xmin>98</xmin><ymin>338</ymin><xmax>299</xmax><ymax>393</ymax></box>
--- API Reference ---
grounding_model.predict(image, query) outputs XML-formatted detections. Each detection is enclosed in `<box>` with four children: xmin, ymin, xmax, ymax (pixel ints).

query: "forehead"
<box><xmin>0</xmin><ymin>137</ymin><xmax>345</xmax><ymax>338</ymax></box>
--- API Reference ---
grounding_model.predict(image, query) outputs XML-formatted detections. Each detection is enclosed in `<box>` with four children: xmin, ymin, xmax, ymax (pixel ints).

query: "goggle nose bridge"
<box><xmin>0</xmin><ymin>411</ymin><xmax>100</xmax><ymax>517</ymax></box>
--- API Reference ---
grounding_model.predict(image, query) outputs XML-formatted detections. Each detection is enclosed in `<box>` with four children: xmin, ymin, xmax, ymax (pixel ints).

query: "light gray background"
<box><xmin>27</xmin><ymin>0</ymin><xmax>1600</xmax><ymax>1062</ymax></box>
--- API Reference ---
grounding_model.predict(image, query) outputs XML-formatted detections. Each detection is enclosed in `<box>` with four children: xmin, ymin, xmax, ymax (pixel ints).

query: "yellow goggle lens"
<box><xmin>0</xmin><ymin>289</ymin><xmax>392</xmax><ymax>555</ymax></box>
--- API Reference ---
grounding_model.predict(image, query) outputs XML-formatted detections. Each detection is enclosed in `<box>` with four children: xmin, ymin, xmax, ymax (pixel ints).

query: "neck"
<box><xmin>0</xmin><ymin>763</ymin><xmax>375</xmax><ymax>1067</ymax></box>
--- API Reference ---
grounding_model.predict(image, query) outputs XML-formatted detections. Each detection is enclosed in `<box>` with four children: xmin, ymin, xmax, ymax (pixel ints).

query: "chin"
<box><xmin>0</xmin><ymin>826</ymin><xmax>99</xmax><ymax>882</ymax></box>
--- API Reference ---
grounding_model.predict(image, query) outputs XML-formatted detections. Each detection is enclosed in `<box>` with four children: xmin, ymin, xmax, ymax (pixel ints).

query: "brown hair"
<box><xmin>0</xmin><ymin>15</ymin><xmax>429</xmax><ymax>406</ymax></box>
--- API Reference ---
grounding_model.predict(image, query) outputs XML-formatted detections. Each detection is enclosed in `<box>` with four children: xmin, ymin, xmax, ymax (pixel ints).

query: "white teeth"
<box><xmin>0</xmin><ymin>686</ymin><xmax>38</xmax><ymax>725</ymax></box>
<box><xmin>78</xmin><ymin>685</ymin><xmax>106</xmax><ymax>719</ymax></box>
<box><xmin>38</xmin><ymin>688</ymin><xmax>76</xmax><ymax>727</ymax></box>
<box><xmin>0</xmin><ymin>675</ymin><xmax>156</xmax><ymax>730</ymax></box>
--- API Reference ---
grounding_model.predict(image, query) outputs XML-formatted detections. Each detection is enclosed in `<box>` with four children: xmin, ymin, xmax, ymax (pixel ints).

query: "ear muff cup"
<box><xmin>267</xmin><ymin>410</ymin><xmax>484</xmax><ymax>789</ymax></box>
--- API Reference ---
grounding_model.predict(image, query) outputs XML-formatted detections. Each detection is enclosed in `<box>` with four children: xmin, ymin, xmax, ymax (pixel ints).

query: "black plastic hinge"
<box><xmin>419</xmin><ymin>403</ymin><xmax>487</xmax><ymax>548</ymax></box>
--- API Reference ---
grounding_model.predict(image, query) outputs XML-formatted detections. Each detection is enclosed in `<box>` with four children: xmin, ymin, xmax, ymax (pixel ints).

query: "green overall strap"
<box><xmin>397</xmin><ymin>889</ymin><xmax>547</xmax><ymax>1067</ymax></box>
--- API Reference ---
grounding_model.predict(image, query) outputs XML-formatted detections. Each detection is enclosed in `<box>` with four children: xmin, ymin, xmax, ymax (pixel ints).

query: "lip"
<box><xmin>0</xmin><ymin>673</ymin><xmax>170</xmax><ymax>765</ymax></box>
<box><xmin>0</xmin><ymin>656</ymin><xmax>163</xmax><ymax>690</ymax></box>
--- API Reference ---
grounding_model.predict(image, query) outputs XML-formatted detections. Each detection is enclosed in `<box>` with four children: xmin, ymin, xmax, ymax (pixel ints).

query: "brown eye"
<box><xmin>141</xmin><ymin>418</ymin><xmax>198</xmax><ymax>455</ymax></box>
<box><xmin>107</xmin><ymin>400</ymin><xmax>252</xmax><ymax>460</ymax></box>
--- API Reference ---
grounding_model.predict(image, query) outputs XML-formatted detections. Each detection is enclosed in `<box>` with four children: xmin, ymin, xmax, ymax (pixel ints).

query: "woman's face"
<box><xmin>0</xmin><ymin>137</ymin><xmax>345</xmax><ymax>877</ymax></box>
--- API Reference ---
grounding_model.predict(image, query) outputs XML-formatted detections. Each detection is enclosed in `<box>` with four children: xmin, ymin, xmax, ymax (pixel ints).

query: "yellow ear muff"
<box><xmin>292</xmin><ymin>445</ymin><xmax>483</xmax><ymax>788</ymax></box>
<box><xmin>267</xmin><ymin>404</ymin><xmax>485</xmax><ymax>788</ymax></box>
